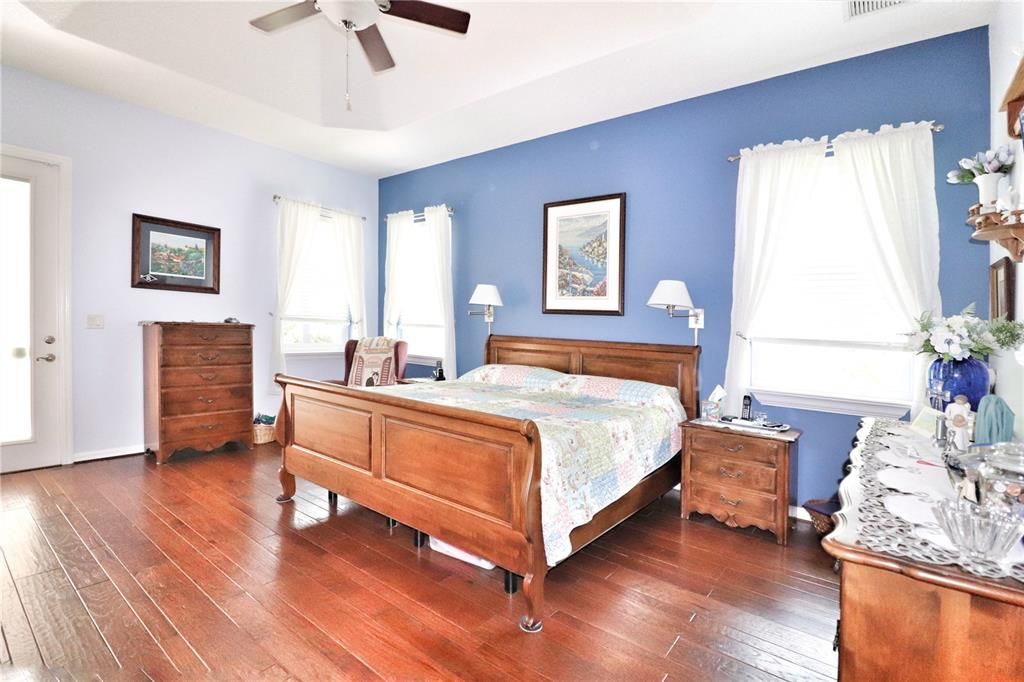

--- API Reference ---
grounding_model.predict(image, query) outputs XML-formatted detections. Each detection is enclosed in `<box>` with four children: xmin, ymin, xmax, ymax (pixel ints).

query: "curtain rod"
<box><xmin>726</xmin><ymin>122</ymin><xmax>944</xmax><ymax>162</ymax></box>
<box><xmin>273</xmin><ymin>194</ymin><xmax>366</xmax><ymax>222</ymax></box>
<box><xmin>412</xmin><ymin>207</ymin><xmax>454</xmax><ymax>220</ymax></box>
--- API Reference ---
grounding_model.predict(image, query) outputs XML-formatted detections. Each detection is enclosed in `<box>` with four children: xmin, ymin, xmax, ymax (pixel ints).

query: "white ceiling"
<box><xmin>1</xmin><ymin>1</ymin><xmax>996</xmax><ymax>177</ymax></box>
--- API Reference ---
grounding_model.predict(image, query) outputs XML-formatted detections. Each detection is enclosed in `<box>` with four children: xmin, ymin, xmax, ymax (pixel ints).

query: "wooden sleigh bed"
<box><xmin>274</xmin><ymin>335</ymin><xmax>700</xmax><ymax>632</ymax></box>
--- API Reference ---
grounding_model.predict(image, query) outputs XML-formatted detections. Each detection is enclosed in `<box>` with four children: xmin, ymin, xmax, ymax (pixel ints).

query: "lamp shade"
<box><xmin>469</xmin><ymin>284</ymin><xmax>503</xmax><ymax>307</ymax></box>
<box><xmin>646</xmin><ymin>280</ymin><xmax>694</xmax><ymax>310</ymax></box>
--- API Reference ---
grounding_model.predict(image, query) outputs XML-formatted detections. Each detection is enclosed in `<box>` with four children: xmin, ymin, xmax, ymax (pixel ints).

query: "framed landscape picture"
<box><xmin>542</xmin><ymin>193</ymin><xmax>625</xmax><ymax>315</ymax></box>
<box><xmin>131</xmin><ymin>214</ymin><xmax>220</xmax><ymax>294</ymax></box>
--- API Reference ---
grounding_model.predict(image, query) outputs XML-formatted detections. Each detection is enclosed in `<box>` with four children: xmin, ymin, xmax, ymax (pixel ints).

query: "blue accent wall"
<box><xmin>379</xmin><ymin>28</ymin><xmax>991</xmax><ymax>503</ymax></box>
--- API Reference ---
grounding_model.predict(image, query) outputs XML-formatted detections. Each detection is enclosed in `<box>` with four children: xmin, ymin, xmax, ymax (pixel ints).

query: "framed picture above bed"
<box><xmin>990</xmin><ymin>256</ymin><xmax>1015</xmax><ymax>321</ymax></box>
<box><xmin>131</xmin><ymin>213</ymin><xmax>221</xmax><ymax>294</ymax></box>
<box><xmin>542</xmin><ymin>193</ymin><xmax>625</xmax><ymax>315</ymax></box>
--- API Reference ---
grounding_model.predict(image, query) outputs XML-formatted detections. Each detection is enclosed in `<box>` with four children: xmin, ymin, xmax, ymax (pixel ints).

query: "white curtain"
<box><xmin>330</xmin><ymin>211</ymin><xmax>367</xmax><ymax>339</ymax></box>
<box><xmin>833</xmin><ymin>123</ymin><xmax>942</xmax><ymax>416</ymax></box>
<box><xmin>723</xmin><ymin>139</ymin><xmax>828</xmax><ymax>416</ymax></box>
<box><xmin>423</xmin><ymin>204</ymin><xmax>457</xmax><ymax>378</ymax></box>
<box><xmin>383</xmin><ymin>210</ymin><xmax>415</xmax><ymax>339</ymax></box>
<box><xmin>272</xmin><ymin>198</ymin><xmax>321</xmax><ymax>379</ymax></box>
<box><xmin>383</xmin><ymin>207</ymin><xmax>457</xmax><ymax>379</ymax></box>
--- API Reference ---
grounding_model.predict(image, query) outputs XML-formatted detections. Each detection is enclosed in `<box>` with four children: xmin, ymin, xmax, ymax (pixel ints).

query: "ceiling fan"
<box><xmin>249</xmin><ymin>0</ymin><xmax>471</xmax><ymax>72</ymax></box>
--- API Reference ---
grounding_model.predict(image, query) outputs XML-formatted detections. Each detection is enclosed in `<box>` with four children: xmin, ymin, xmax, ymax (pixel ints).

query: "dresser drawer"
<box><xmin>162</xmin><ymin>385</ymin><xmax>251</xmax><ymax>416</ymax></box>
<box><xmin>689</xmin><ymin>452</ymin><xmax>777</xmax><ymax>494</ymax></box>
<box><xmin>162</xmin><ymin>326</ymin><xmax>251</xmax><ymax>346</ymax></box>
<box><xmin>161</xmin><ymin>365</ymin><xmax>252</xmax><ymax>388</ymax></box>
<box><xmin>688</xmin><ymin>482</ymin><xmax>777</xmax><ymax>525</ymax></box>
<box><xmin>162</xmin><ymin>410</ymin><xmax>251</xmax><ymax>441</ymax></box>
<box><xmin>687</xmin><ymin>430</ymin><xmax>780</xmax><ymax>466</ymax></box>
<box><xmin>162</xmin><ymin>345</ymin><xmax>252</xmax><ymax>367</ymax></box>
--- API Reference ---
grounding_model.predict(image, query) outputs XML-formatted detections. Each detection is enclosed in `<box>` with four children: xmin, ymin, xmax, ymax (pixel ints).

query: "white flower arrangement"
<box><xmin>945</xmin><ymin>145</ymin><xmax>1015</xmax><ymax>184</ymax></box>
<box><xmin>908</xmin><ymin>304</ymin><xmax>1024</xmax><ymax>362</ymax></box>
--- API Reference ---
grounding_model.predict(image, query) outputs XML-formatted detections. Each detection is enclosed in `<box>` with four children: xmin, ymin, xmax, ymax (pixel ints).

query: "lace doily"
<box><xmin>850</xmin><ymin>418</ymin><xmax>1024</xmax><ymax>583</ymax></box>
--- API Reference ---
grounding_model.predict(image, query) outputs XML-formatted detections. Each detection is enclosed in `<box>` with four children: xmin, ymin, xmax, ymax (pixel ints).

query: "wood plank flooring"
<box><xmin>0</xmin><ymin>444</ymin><xmax>839</xmax><ymax>680</ymax></box>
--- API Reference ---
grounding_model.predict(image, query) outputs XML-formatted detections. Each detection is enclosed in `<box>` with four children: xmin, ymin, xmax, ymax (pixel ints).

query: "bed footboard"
<box><xmin>274</xmin><ymin>374</ymin><xmax>548</xmax><ymax>631</ymax></box>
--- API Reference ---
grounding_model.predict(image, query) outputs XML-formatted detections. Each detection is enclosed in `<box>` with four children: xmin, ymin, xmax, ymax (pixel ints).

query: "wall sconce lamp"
<box><xmin>468</xmin><ymin>284</ymin><xmax>503</xmax><ymax>336</ymax></box>
<box><xmin>646</xmin><ymin>279</ymin><xmax>705</xmax><ymax>345</ymax></box>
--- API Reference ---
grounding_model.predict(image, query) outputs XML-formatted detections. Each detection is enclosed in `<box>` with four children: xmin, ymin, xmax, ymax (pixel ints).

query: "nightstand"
<box><xmin>681</xmin><ymin>421</ymin><xmax>801</xmax><ymax>545</ymax></box>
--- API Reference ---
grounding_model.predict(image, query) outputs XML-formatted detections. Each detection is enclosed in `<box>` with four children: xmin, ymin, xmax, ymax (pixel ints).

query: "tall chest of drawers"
<box><xmin>681</xmin><ymin>421</ymin><xmax>800</xmax><ymax>545</ymax></box>
<box><xmin>142</xmin><ymin>321</ymin><xmax>254</xmax><ymax>464</ymax></box>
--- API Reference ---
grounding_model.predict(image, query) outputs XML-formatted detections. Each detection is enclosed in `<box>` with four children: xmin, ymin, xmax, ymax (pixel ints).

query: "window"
<box><xmin>277</xmin><ymin>202</ymin><xmax>365</xmax><ymax>355</ymax></box>
<box><xmin>726</xmin><ymin>124</ymin><xmax>941</xmax><ymax>417</ymax></box>
<box><xmin>383</xmin><ymin>206</ymin><xmax>456</xmax><ymax>372</ymax></box>
<box><xmin>746</xmin><ymin>158</ymin><xmax>915</xmax><ymax>408</ymax></box>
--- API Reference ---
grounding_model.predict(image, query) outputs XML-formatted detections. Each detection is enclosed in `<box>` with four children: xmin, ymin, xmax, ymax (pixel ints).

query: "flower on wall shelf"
<box><xmin>908</xmin><ymin>303</ymin><xmax>1024</xmax><ymax>362</ymax></box>
<box><xmin>946</xmin><ymin>145</ymin><xmax>1015</xmax><ymax>184</ymax></box>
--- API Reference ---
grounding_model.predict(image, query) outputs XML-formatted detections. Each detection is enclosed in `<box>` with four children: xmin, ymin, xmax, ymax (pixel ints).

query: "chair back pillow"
<box><xmin>348</xmin><ymin>337</ymin><xmax>402</xmax><ymax>387</ymax></box>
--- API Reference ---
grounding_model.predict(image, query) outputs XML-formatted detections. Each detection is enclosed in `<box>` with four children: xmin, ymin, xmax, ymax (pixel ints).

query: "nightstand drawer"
<box><xmin>688</xmin><ymin>430</ymin><xmax>780</xmax><ymax>466</ymax></box>
<box><xmin>688</xmin><ymin>482</ymin><xmax>777</xmax><ymax>525</ymax></box>
<box><xmin>690</xmin><ymin>453</ymin><xmax>777</xmax><ymax>494</ymax></box>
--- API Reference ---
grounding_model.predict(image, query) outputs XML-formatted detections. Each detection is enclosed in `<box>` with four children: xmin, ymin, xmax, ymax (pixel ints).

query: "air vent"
<box><xmin>846</xmin><ymin>0</ymin><xmax>904</xmax><ymax>19</ymax></box>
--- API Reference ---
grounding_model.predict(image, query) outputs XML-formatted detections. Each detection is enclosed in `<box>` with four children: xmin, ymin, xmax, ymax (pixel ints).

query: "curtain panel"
<box><xmin>723</xmin><ymin>138</ymin><xmax>829</xmax><ymax>416</ymax></box>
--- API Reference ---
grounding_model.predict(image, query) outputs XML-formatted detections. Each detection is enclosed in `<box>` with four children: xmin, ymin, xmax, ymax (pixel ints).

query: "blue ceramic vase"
<box><xmin>928</xmin><ymin>357</ymin><xmax>990</xmax><ymax>411</ymax></box>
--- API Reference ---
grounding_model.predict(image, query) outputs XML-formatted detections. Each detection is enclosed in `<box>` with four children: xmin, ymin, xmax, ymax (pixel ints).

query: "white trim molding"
<box><xmin>74</xmin><ymin>445</ymin><xmax>146</xmax><ymax>463</ymax></box>
<box><xmin>751</xmin><ymin>386</ymin><xmax>910</xmax><ymax>418</ymax></box>
<box><xmin>2</xmin><ymin>144</ymin><xmax>74</xmax><ymax>467</ymax></box>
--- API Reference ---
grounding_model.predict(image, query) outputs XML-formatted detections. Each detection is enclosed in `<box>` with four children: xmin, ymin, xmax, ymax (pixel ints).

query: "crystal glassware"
<box><xmin>976</xmin><ymin>442</ymin><xmax>1024</xmax><ymax>512</ymax></box>
<box><xmin>931</xmin><ymin>498</ymin><xmax>1024</xmax><ymax>562</ymax></box>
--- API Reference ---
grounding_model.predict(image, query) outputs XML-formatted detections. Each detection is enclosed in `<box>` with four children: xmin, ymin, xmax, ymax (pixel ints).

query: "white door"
<box><xmin>1</xmin><ymin>151</ymin><xmax>70</xmax><ymax>473</ymax></box>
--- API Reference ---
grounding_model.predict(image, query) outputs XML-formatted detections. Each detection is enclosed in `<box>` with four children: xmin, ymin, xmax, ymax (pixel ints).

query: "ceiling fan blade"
<box><xmin>249</xmin><ymin>1</ymin><xmax>320</xmax><ymax>32</ymax></box>
<box><xmin>356</xmin><ymin>24</ymin><xmax>396</xmax><ymax>72</ymax></box>
<box><xmin>381</xmin><ymin>0</ymin><xmax>470</xmax><ymax>34</ymax></box>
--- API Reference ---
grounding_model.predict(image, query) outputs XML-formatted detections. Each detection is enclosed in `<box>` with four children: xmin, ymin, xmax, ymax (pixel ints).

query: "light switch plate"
<box><xmin>688</xmin><ymin>308</ymin><xmax>705</xmax><ymax>329</ymax></box>
<box><xmin>86</xmin><ymin>314</ymin><xmax>105</xmax><ymax>330</ymax></box>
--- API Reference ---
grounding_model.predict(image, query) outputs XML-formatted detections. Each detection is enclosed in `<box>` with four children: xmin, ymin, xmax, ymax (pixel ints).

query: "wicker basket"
<box><xmin>803</xmin><ymin>498</ymin><xmax>839</xmax><ymax>536</ymax></box>
<box><xmin>253</xmin><ymin>423</ymin><xmax>276</xmax><ymax>445</ymax></box>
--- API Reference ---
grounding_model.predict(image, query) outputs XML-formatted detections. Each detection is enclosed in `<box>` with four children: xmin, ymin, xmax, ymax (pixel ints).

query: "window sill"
<box><xmin>407</xmin><ymin>354</ymin><xmax>441</xmax><ymax>367</ymax></box>
<box><xmin>283</xmin><ymin>350</ymin><xmax>345</xmax><ymax>359</ymax></box>
<box><xmin>749</xmin><ymin>387</ymin><xmax>910</xmax><ymax>418</ymax></box>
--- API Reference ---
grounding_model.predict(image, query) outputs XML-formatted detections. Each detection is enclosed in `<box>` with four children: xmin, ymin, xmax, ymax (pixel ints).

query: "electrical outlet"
<box><xmin>689</xmin><ymin>308</ymin><xmax>705</xmax><ymax>329</ymax></box>
<box><xmin>86</xmin><ymin>314</ymin><xmax>105</xmax><ymax>330</ymax></box>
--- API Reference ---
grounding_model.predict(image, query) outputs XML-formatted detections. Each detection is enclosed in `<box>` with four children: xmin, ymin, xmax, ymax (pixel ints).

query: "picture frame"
<box><xmin>990</xmin><ymin>256</ymin><xmax>1015</xmax><ymax>321</ymax></box>
<box><xmin>131</xmin><ymin>213</ymin><xmax>221</xmax><ymax>294</ymax></box>
<box><xmin>542</xmin><ymin>193</ymin><xmax>625</xmax><ymax>315</ymax></box>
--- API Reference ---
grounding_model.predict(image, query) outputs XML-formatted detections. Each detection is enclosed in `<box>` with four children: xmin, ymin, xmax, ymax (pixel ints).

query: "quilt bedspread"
<box><xmin>376</xmin><ymin>367</ymin><xmax>684</xmax><ymax>565</ymax></box>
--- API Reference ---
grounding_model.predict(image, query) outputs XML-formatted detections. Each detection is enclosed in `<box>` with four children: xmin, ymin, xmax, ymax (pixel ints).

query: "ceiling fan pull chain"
<box><xmin>345</xmin><ymin>22</ymin><xmax>353</xmax><ymax>112</ymax></box>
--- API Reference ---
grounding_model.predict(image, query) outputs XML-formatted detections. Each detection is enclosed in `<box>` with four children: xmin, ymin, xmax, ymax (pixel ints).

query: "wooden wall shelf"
<box><xmin>967</xmin><ymin>205</ymin><xmax>1024</xmax><ymax>261</ymax></box>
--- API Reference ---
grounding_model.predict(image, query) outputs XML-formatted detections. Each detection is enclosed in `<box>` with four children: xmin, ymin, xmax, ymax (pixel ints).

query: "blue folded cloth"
<box><xmin>975</xmin><ymin>394</ymin><xmax>1015</xmax><ymax>444</ymax></box>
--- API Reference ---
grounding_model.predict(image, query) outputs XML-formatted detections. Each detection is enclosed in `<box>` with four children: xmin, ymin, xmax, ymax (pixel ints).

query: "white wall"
<box><xmin>988</xmin><ymin>10</ymin><xmax>1024</xmax><ymax>435</ymax></box>
<box><xmin>1</xmin><ymin>66</ymin><xmax>378</xmax><ymax>460</ymax></box>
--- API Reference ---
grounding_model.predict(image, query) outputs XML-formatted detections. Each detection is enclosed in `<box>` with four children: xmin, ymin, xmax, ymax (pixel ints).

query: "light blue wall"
<box><xmin>1</xmin><ymin>66</ymin><xmax>378</xmax><ymax>458</ymax></box>
<box><xmin>379</xmin><ymin>28</ymin><xmax>991</xmax><ymax>502</ymax></box>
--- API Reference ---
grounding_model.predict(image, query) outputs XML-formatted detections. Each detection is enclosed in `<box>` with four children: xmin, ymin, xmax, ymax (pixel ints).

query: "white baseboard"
<box><xmin>74</xmin><ymin>445</ymin><xmax>145</xmax><ymax>463</ymax></box>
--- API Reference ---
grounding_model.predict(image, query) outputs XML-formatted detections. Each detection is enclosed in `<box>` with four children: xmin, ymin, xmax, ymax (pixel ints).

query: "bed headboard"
<box><xmin>484</xmin><ymin>335</ymin><xmax>701</xmax><ymax>420</ymax></box>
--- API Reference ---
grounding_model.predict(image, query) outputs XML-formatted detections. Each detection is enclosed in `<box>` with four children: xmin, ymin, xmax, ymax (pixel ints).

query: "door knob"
<box><xmin>43</xmin><ymin>336</ymin><xmax>56</xmax><ymax>344</ymax></box>
<box><xmin>35</xmin><ymin>353</ymin><xmax>56</xmax><ymax>362</ymax></box>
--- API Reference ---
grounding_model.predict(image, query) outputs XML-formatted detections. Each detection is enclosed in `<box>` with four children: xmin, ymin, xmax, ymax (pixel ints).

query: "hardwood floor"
<box><xmin>0</xmin><ymin>444</ymin><xmax>839</xmax><ymax>680</ymax></box>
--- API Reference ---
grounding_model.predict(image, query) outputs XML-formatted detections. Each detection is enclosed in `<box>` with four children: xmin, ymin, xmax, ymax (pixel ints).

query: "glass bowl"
<box><xmin>931</xmin><ymin>498</ymin><xmax>1024</xmax><ymax>562</ymax></box>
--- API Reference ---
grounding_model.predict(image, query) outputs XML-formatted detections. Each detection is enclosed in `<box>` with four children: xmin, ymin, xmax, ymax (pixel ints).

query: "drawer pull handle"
<box><xmin>199</xmin><ymin>333</ymin><xmax>216</xmax><ymax>341</ymax></box>
<box><xmin>719</xmin><ymin>466</ymin><xmax>743</xmax><ymax>479</ymax></box>
<box><xmin>198</xmin><ymin>353</ymin><xmax>219</xmax><ymax>362</ymax></box>
<box><xmin>721</xmin><ymin>443</ymin><xmax>745</xmax><ymax>453</ymax></box>
<box><xmin>197</xmin><ymin>396</ymin><xmax>216</xmax><ymax>404</ymax></box>
<box><xmin>719</xmin><ymin>495</ymin><xmax>741</xmax><ymax>507</ymax></box>
<box><xmin>201</xmin><ymin>424</ymin><xmax>216</xmax><ymax>430</ymax></box>
<box><xmin>199</xmin><ymin>373</ymin><xmax>218</xmax><ymax>381</ymax></box>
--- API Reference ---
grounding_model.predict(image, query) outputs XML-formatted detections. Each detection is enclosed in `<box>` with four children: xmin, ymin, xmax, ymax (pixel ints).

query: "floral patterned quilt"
<box><xmin>375</xmin><ymin>365</ymin><xmax>685</xmax><ymax>565</ymax></box>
